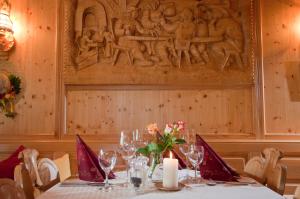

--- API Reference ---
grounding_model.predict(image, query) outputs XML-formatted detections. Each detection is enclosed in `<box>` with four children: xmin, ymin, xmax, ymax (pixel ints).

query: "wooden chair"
<box><xmin>16</xmin><ymin>148</ymin><xmax>60</xmax><ymax>198</ymax></box>
<box><xmin>53</xmin><ymin>152</ymin><xmax>72</xmax><ymax>182</ymax></box>
<box><xmin>265</xmin><ymin>163</ymin><xmax>287</xmax><ymax>195</ymax></box>
<box><xmin>244</xmin><ymin>148</ymin><xmax>287</xmax><ymax>195</ymax></box>
<box><xmin>18</xmin><ymin>149</ymin><xmax>43</xmax><ymax>186</ymax></box>
<box><xmin>244</xmin><ymin>155</ymin><xmax>267</xmax><ymax>184</ymax></box>
<box><xmin>0</xmin><ymin>178</ymin><xmax>26</xmax><ymax>199</ymax></box>
<box><xmin>294</xmin><ymin>186</ymin><xmax>300</xmax><ymax>199</ymax></box>
<box><xmin>263</xmin><ymin>148</ymin><xmax>287</xmax><ymax>195</ymax></box>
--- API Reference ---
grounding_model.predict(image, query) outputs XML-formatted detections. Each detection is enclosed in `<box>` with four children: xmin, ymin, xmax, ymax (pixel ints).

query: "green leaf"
<box><xmin>148</xmin><ymin>143</ymin><xmax>158</xmax><ymax>152</ymax></box>
<box><xmin>8</xmin><ymin>75</ymin><xmax>21</xmax><ymax>94</ymax></box>
<box><xmin>137</xmin><ymin>147</ymin><xmax>150</xmax><ymax>156</ymax></box>
<box><xmin>175</xmin><ymin>138</ymin><xmax>186</xmax><ymax>144</ymax></box>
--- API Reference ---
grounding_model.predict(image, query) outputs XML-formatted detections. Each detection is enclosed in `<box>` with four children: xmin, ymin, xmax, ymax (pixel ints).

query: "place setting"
<box><xmin>69</xmin><ymin>121</ymin><xmax>262</xmax><ymax>196</ymax></box>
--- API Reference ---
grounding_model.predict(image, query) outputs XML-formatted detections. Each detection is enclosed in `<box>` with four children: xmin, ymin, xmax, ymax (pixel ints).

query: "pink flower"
<box><xmin>147</xmin><ymin>123</ymin><xmax>159</xmax><ymax>135</ymax></box>
<box><xmin>177</xmin><ymin>121</ymin><xmax>185</xmax><ymax>131</ymax></box>
<box><xmin>164</xmin><ymin>124</ymin><xmax>173</xmax><ymax>134</ymax></box>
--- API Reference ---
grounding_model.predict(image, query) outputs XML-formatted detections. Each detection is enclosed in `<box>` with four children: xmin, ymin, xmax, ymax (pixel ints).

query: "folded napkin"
<box><xmin>196</xmin><ymin>135</ymin><xmax>239</xmax><ymax>181</ymax></box>
<box><xmin>76</xmin><ymin>135</ymin><xmax>115</xmax><ymax>182</ymax></box>
<box><xmin>0</xmin><ymin>145</ymin><xmax>25</xmax><ymax>179</ymax></box>
<box><xmin>156</xmin><ymin>132</ymin><xmax>187</xmax><ymax>169</ymax></box>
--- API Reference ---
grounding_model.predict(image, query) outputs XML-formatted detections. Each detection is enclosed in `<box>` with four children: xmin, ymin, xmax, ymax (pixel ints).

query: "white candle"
<box><xmin>163</xmin><ymin>152</ymin><xmax>178</xmax><ymax>188</ymax></box>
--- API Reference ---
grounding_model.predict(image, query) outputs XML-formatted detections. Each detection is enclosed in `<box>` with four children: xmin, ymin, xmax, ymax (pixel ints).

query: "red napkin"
<box><xmin>196</xmin><ymin>134</ymin><xmax>239</xmax><ymax>181</ymax></box>
<box><xmin>0</xmin><ymin>145</ymin><xmax>25</xmax><ymax>179</ymax></box>
<box><xmin>156</xmin><ymin>132</ymin><xmax>187</xmax><ymax>169</ymax></box>
<box><xmin>76</xmin><ymin>135</ymin><xmax>115</xmax><ymax>182</ymax></box>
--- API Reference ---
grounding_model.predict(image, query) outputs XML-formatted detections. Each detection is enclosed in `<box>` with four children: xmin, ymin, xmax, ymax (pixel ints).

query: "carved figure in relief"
<box><xmin>72</xmin><ymin>0</ymin><xmax>247</xmax><ymax>70</ymax></box>
<box><xmin>139</xmin><ymin>1</ymin><xmax>177</xmax><ymax>66</ymax></box>
<box><xmin>75</xmin><ymin>29</ymin><xmax>98</xmax><ymax>66</ymax></box>
<box><xmin>160</xmin><ymin>8</ymin><xmax>196</xmax><ymax>67</ymax></box>
<box><xmin>189</xmin><ymin>5</ymin><xmax>209</xmax><ymax>65</ymax></box>
<box><xmin>207</xmin><ymin>6</ymin><xmax>244</xmax><ymax>70</ymax></box>
<box><xmin>99</xmin><ymin>26</ymin><xmax>114</xmax><ymax>58</ymax></box>
<box><xmin>114</xmin><ymin>6</ymin><xmax>155</xmax><ymax>66</ymax></box>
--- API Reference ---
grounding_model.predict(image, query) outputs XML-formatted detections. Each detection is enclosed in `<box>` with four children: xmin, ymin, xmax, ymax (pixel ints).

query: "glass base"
<box><xmin>99</xmin><ymin>185</ymin><xmax>113</xmax><ymax>192</ymax></box>
<box><xmin>121</xmin><ymin>182</ymin><xmax>132</xmax><ymax>187</ymax></box>
<box><xmin>181</xmin><ymin>177</ymin><xmax>203</xmax><ymax>185</ymax></box>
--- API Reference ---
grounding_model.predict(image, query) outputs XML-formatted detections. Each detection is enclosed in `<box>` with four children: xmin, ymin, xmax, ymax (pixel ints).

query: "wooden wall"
<box><xmin>0</xmin><ymin>0</ymin><xmax>58</xmax><ymax>137</ymax></box>
<box><xmin>262</xmin><ymin>0</ymin><xmax>300</xmax><ymax>135</ymax></box>
<box><xmin>1</xmin><ymin>0</ymin><xmax>300</xmax><ymax>195</ymax></box>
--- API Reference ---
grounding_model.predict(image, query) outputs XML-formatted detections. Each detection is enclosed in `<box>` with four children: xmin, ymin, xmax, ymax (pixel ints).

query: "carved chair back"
<box><xmin>244</xmin><ymin>148</ymin><xmax>287</xmax><ymax>195</ymax></box>
<box><xmin>263</xmin><ymin>148</ymin><xmax>286</xmax><ymax>195</ymax></box>
<box><xmin>18</xmin><ymin>149</ymin><xmax>43</xmax><ymax>186</ymax></box>
<box><xmin>16</xmin><ymin>148</ymin><xmax>60</xmax><ymax>197</ymax></box>
<box><xmin>243</xmin><ymin>155</ymin><xmax>267</xmax><ymax>184</ymax></box>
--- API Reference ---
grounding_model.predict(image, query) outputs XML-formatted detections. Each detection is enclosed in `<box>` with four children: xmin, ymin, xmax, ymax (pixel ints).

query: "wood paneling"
<box><xmin>65</xmin><ymin>88</ymin><xmax>253</xmax><ymax>137</ymax></box>
<box><xmin>262</xmin><ymin>0</ymin><xmax>300</xmax><ymax>134</ymax></box>
<box><xmin>0</xmin><ymin>0</ymin><xmax>58</xmax><ymax>136</ymax></box>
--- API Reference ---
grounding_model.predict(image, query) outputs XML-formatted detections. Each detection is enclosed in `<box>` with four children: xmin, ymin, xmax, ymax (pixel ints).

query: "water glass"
<box><xmin>119</xmin><ymin>130</ymin><xmax>136</xmax><ymax>186</ymax></box>
<box><xmin>187</xmin><ymin>144</ymin><xmax>204</xmax><ymax>183</ymax></box>
<box><xmin>98</xmin><ymin>149</ymin><xmax>117</xmax><ymax>191</ymax></box>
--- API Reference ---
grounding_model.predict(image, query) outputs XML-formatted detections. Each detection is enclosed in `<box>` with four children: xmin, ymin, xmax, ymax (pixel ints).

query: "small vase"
<box><xmin>148</xmin><ymin>153</ymin><xmax>163</xmax><ymax>179</ymax></box>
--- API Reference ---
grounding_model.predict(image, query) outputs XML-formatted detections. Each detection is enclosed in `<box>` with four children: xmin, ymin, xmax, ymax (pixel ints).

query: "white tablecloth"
<box><xmin>37</xmin><ymin>171</ymin><xmax>285</xmax><ymax>199</ymax></box>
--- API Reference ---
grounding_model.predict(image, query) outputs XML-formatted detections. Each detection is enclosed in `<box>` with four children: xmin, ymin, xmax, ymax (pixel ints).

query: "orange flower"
<box><xmin>147</xmin><ymin>123</ymin><xmax>159</xmax><ymax>135</ymax></box>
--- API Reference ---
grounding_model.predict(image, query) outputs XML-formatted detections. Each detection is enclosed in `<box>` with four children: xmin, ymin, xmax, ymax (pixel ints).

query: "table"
<box><xmin>37</xmin><ymin>171</ymin><xmax>285</xmax><ymax>199</ymax></box>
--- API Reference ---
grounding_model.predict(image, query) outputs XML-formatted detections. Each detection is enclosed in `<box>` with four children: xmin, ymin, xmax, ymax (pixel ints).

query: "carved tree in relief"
<box><xmin>73</xmin><ymin>0</ymin><xmax>246</xmax><ymax>71</ymax></box>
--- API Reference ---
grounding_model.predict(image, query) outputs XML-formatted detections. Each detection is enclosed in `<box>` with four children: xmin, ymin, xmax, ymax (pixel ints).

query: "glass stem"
<box><xmin>199</xmin><ymin>164</ymin><xmax>202</xmax><ymax>180</ymax></box>
<box><xmin>194</xmin><ymin>164</ymin><xmax>197</xmax><ymax>180</ymax></box>
<box><xmin>126</xmin><ymin>160</ymin><xmax>129</xmax><ymax>183</ymax></box>
<box><xmin>185</xmin><ymin>157</ymin><xmax>189</xmax><ymax>178</ymax></box>
<box><xmin>105</xmin><ymin>173</ymin><xmax>109</xmax><ymax>189</ymax></box>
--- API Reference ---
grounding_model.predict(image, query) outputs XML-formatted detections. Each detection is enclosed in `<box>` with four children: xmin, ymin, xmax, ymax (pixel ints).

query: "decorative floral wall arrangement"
<box><xmin>0</xmin><ymin>72</ymin><xmax>21</xmax><ymax>118</ymax></box>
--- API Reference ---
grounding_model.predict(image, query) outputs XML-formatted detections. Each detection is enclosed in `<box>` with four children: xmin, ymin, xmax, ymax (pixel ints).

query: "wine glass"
<box><xmin>119</xmin><ymin>130</ymin><xmax>136</xmax><ymax>186</ymax></box>
<box><xmin>132</xmin><ymin>129</ymin><xmax>148</xmax><ymax>149</ymax></box>
<box><xmin>98</xmin><ymin>149</ymin><xmax>117</xmax><ymax>191</ymax></box>
<box><xmin>187</xmin><ymin>144</ymin><xmax>204</xmax><ymax>184</ymax></box>
<box><xmin>179</xmin><ymin>143</ymin><xmax>191</xmax><ymax>180</ymax></box>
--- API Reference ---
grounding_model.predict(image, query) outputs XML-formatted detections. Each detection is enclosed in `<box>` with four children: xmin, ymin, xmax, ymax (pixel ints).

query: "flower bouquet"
<box><xmin>0</xmin><ymin>73</ymin><xmax>21</xmax><ymax>118</ymax></box>
<box><xmin>137</xmin><ymin>121</ymin><xmax>186</xmax><ymax>177</ymax></box>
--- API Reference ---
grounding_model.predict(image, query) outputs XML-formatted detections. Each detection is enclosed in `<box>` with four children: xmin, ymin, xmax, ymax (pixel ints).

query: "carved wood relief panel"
<box><xmin>62</xmin><ymin>0</ymin><xmax>256</xmax><ymax>86</ymax></box>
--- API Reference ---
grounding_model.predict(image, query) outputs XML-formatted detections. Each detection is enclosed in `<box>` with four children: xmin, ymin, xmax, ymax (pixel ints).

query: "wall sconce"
<box><xmin>0</xmin><ymin>0</ymin><xmax>14</xmax><ymax>60</ymax></box>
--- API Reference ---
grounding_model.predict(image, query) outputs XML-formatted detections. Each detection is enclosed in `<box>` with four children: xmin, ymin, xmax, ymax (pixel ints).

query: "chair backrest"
<box><xmin>16</xmin><ymin>149</ymin><xmax>60</xmax><ymax>198</ymax></box>
<box><xmin>265</xmin><ymin>163</ymin><xmax>287</xmax><ymax>195</ymax></box>
<box><xmin>53</xmin><ymin>153</ymin><xmax>72</xmax><ymax>182</ymax></box>
<box><xmin>261</xmin><ymin>148</ymin><xmax>286</xmax><ymax>195</ymax></box>
<box><xmin>244</xmin><ymin>147</ymin><xmax>287</xmax><ymax>194</ymax></box>
<box><xmin>244</xmin><ymin>156</ymin><xmax>267</xmax><ymax>184</ymax></box>
<box><xmin>0</xmin><ymin>178</ymin><xmax>26</xmax><ymax>199</ymax></box>
<box><xmin>20</xmin><ymin>163</ymin><xmax>35</xmax><ymax>199</ymax></box>
<box><xmin>18</xmin><ymin>149</ymin><xmax>43</xmax><ymax>186</ymax></box>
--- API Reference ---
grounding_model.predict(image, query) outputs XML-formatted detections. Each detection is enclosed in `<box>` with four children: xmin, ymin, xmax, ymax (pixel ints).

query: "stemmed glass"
<box><xmin>132</xmin><ymin>129</ymin><xmax>148</xmax><ymax>149</ymax></box>
<box><xmin>119</xmin><ymin>130</ymin><xmax>136</xmax><ymax>186</ymax></box>
<box><xmin>187</xmin><ymin>144</ymin><xmax>204</xmax><ymax>184</ymax></box>
<box><xmin>98</xmin><ymin>149</ymin><xmax>117</xmax><ymax>191</ymax></box>
<box><xmin>179</xmin><ymin>144</ymin><xmax>190</xmax><ymax>180</ymax></box>
<box><xmin>179</xmin><ymin>129</ymin><xmax>194</xmax><ymax>180</ymax></box>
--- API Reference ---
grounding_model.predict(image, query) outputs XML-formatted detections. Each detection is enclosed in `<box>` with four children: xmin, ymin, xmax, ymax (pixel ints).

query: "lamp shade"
<box><xmin>0</xmin><ymin>11</ymin><xmax>13</xmax><ymax>31</ymax></box>
<box><xmin>0</xmin><ymin>11</ymin><xmax>14</xmax><ymax>52</ymax></box>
